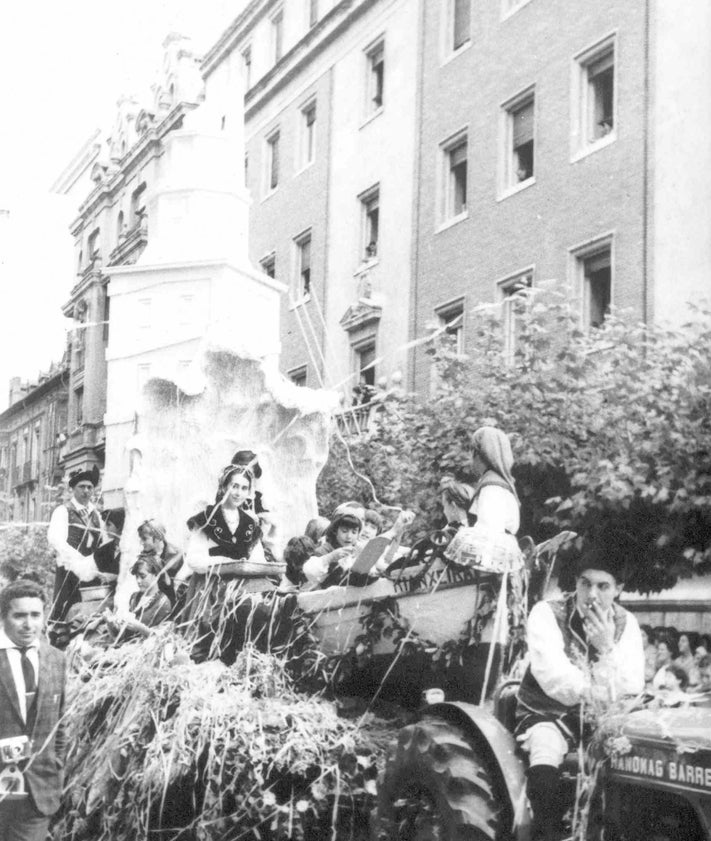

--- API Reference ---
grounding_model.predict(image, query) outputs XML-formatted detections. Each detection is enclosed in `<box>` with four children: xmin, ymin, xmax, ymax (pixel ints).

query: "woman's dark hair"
<box><xmin>130</xmin><ymin>554</ymin><xmax>163</xmax><ymax>577</ymax></box>
<box><xmin>0</xmin><ymin>579</ymin><xmax>45</xmax><ymax>618</ymax></box>
<box><xmin>640</xmin><ymin>624</ymin><xmax>655</xmax><ymax>644</ymax></box>
<box><xmin>665</xmin><ymin>663</ymin><xmax>689</xmax><ymax>691</ymax></box>
<box><xmin>657</xmin><ymin>636</ymin><xmax>678</xmax><ymax>660</ymax></box>
<box><xmin>363</xmin><ymin>509</ymin><xmax>384</xmax><ymax>532</ymax></box>
<box><xmin>323</xmin><ymin>512</ymin><xmax>362</xmax><ymax>549</ymax></box>
<box><xmin>284</xmin><ymin>536</ymin><xmax>316</xmax><ymax>584</ymax></box>
<box><xmin>305</xmin><ymin>516</ymin><xmax>329</xmax><ymax>544</ymax></box>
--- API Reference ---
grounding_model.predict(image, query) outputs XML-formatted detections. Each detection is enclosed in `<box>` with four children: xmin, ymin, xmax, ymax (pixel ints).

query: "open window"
<box><xmin>441</xmin><ymin>130</ymin><xmax>468</xmax><ymax>223</ymax></box>
<box><xmin>573</xmin><ymin>36</ymin><xmax>616</xmax><ymax>157</ymax></box>
<box><xmin>360</xmin><ymin>185</ymin><xmax>380</xmax><ymax>260</ymax></box>
<box><xmin>365</xmin><ymin>40</ymin><xmax>385</xmax><ymax>115</ymax></box>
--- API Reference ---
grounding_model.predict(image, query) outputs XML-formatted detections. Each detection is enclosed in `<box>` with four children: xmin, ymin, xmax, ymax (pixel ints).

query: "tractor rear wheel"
<box><xmin>375</xmin><ymin>716</ymin><xmax>508</xmax><ymax>841</ymax></box>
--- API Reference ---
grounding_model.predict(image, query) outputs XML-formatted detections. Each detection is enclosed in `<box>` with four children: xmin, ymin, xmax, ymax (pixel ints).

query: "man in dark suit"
<box><xmin>0</xmin><ymin>579</ymin><xmax>66</xmax><ymax>841</ymax></box>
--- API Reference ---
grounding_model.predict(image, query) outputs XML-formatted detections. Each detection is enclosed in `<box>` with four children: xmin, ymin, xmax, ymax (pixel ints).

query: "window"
<box><xmin>355</xmin><ymin>341</ymin><xmax>376</xmax><ymax>388</ymax></box>
<box><xmin>117</xmin><ymin>210</ymin><xmax>124</xmax><ymax>240</ymax></box>
<box><xmin>360</xmin><ymin>186</ymin><xmax>380</xmax><ymax>260</ymax></box>
<box><xmin>289</xmin><ymin>366</ymin><xmax>307</xmax><ymax>387</ymax></box>
<box><xmin>271</xmin><ymin>8</ymin><xmax>284</xmax><ymax>63</ymax></box>
<box><xmin>573</xmin><ymin>38</ymin><xmax>615</xmax><ymax>155</ymax></box>
<box><xmin>74</xmin><ymin>387</ymin><xmax>84</xmax><ymax>428</ymax></box>
<box><xmin>299</xmin><ymin>101</ymin><xmax>317</xmax><ymax>168</ymax></box>
<box><xmin>308</xmin><ymin>0</ymin><xmax>318</xmax><ymax>27</ymax></box>
<box><xmin>265</xmin><ymin>131</ymin><xmax>280</xmax><ymax>193</ymax></box>
<box><xmin>498</xmin><ymin>270</ymin><xmax>533</xmax><ymax>360</ymax></box>
<box><xmin>130</xmin><ymin>182</ymin><xmax>147</xmax><ymax>226</ymax></box>
<box><xmin>260</xmin><ymin>253</ymin><xmax>276</xmax><ymax>279</ymax></box>
<box><xmin>103</xmin><ymin>294</ymin><xmax>110</xmax><ymax>343</ymax></box>
<box><xmin>436</xmin><ymin>300</ymin><xmax>465</xmax><ymax>354</ymax></box>
<box><xmin>441</xmin><ymin>132</ymin><xmax>468</xmax><ymax>221</ymax></box>
<box><xmin>365</xmin><ymin>40</ymin><xmax>385</xmax><ymax>114</ymax></box>
<box><xmin>74</xmin><ymin>321</ymin><xmax>85</xmax><ymax>371</ymax></box>
<box><xmin>504</xmin><ymin>92</ymin><xmax>535</xmax><ymax>189</ymax></box>
<box><xmin>581</xmin><ymin>248</ymin><xmax>612</xmax><ymax>328</ymax></box>
<box><xmin>451</xmin><ymin>0</ymin><xmax>471</xmax><ymax>52</ymax></box>
<box><xmin>241</xmin><ymin>45</ymin><xmax>252</xmax><ymax>90</ymax></box>
<box><xmin>87</xmin><ymin>229</ymin><xmax>100</xmax><ymax>264</ymax></box>
<box><xmin>244</xmin><ymin>153</ymin><xmax>249</xmax><ymax>187</ymax></box>
<box><xmin>295</xmin><ymin>232</ymin><xmax>312</xmax><ymax>297</ymax></box>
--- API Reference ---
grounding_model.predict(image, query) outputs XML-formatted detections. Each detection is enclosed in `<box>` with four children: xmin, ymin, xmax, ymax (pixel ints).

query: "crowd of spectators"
<box><xmin>641</xmin><ymin>624</ymin><xmax>711</xmax><ymax>706</ymax></box>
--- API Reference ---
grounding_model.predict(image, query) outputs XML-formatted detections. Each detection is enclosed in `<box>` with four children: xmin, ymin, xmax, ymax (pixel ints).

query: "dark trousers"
<box><xmin>0</xmin><ymin>798</ymin><xmax>50</xmax><ymax>841</ymax></box>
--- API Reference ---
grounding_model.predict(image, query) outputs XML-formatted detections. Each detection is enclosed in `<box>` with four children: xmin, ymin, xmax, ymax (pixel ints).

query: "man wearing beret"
<box><xmin>47</xmin><ymin>466</ymin><xmax>108</xmax><ymax>632</ymax></box>
<box><xmin>515</xmin><ymin>540</ymin><xmax>645</xmax><ymax>841</ymax></box>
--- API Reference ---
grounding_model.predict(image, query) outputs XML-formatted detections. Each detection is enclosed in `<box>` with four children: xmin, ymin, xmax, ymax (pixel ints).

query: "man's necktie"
<box><xmin>17</xmin><ymin>647</ymin><xmax>37</xmax><ymax>724</ymax></box>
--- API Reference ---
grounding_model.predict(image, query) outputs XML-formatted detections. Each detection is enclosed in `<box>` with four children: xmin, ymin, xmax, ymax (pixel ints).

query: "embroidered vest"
<box><xmin>66</xmin><ymin>504</ymin><xmax>103</xmax><ymax>556</ymax></box>
<box><xmin>517</xmin><ymin>594</ymin><xmax>628</xmax><ymax>717</ymax></box>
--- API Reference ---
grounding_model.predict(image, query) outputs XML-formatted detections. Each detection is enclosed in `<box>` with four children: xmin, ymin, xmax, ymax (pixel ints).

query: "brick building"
<box><xmin>409</xmin><ymin>0</ymin><xmax>711</xmax><ymax>392</ymax></box>
<box><xmin>0</xmin><ymin>363</ymin><xmax>69</xmax><ymax>523</ymax></box>
<box><xmin>202</xmin><ymin>0</ymin><xmax>420</xmax><ymax>398</ymax></box>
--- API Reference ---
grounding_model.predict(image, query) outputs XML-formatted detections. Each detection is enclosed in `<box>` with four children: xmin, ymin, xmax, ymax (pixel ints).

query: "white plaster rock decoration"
<box><xmin>123</xmin><ymin>351</ymin><xmax>336</xmax><ymax>570</ymax></box>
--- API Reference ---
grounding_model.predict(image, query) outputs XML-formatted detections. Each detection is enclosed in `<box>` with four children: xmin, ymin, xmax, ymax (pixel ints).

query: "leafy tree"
<box><xmin>317</xmin><ymin>286</ymin><xmax>711</xmax><ymax>593</ymax></box>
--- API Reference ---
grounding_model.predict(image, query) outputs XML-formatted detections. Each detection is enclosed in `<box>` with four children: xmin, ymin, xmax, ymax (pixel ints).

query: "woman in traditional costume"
<box><xmin>445</xmin><ymin>426</ymin><xmax>522</xmax><ymax>573</ymax></box>
<box><xmin>183</xmin><ymin>463</ymin><xmax>274</xmax><ymax>661</ymax></box>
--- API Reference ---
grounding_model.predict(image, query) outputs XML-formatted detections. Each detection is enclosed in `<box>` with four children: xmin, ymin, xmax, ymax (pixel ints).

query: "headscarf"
<box><xmin>137</xmin><ymin>519</ymin><xmax>167</xmax><ymax>544</ymax></box>
<box><xmin>471</xmin><ymin>426</ymin><xmax>519</xmax><ymax>502</ymax></box>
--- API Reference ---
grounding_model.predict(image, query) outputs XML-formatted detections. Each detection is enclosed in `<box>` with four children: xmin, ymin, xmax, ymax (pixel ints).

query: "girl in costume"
<box><xmin>183</xmin><ymin>463</ymin><xmax>273</xmax><ymax>661</ymax></box>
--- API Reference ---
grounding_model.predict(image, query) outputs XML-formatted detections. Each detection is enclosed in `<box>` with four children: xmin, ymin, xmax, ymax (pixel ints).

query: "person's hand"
<box><xmin>330</xmin><ymin>547</ymin><xmax>353</xmax><ymax>567</ymax></box>
<box><xmin>122</xmin><ymin>616</ymin><xmax>142</xmax><ymax>632</ymax></box>
<box><xmin>98</xmin><ymin>572</ymin><xmax>117</xmax><ymax>585</ymax></box>
<box><xmin>582</xmin><ymin>600</ymin><xmax>615</xmax><ymax>655</ymax></box>
<box><xmin>394</xmin><ymin>510</ymin><xmax>415</xmax><ymax>532</ymax></box>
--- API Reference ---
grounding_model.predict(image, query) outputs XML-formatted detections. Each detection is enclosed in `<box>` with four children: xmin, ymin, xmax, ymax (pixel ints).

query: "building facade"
<box><xmin>202</xmin><ymin>0</ymin><xmax>420</xmax><ymax>399</ymax></box>
<box><xmin>56</xmin><ymin>0</ymin><xmax>711</xmax><ymax>465</ymax></box>
<box><xmin>409</xmin><ymin>0</ymin><xmax>711</xmax><ymax>392</ymax></box>
<box><xmin>0</xmin><ymin>363</ymin><xmax>69</xmax><ymax>523</ymax></box>
<box><xmin>58</xmin><ymin>34</ymin><xmax>204</xmax><ymax>479</ymax></box>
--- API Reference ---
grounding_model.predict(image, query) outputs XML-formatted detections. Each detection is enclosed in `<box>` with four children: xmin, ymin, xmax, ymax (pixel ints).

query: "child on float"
<box><xmin>102</xmin><ymin>553</ymin><xmax>172</xmax><ymax>642</ymax></box>
<box><xmin>277</xmin><ymin>536</ymin><xmax>316</xmax><ymax>593</ymax></box>
<box><xmin>303</xmin><ymin>509</ymin><xmax>363</xmax><ymax>588</ymax></box>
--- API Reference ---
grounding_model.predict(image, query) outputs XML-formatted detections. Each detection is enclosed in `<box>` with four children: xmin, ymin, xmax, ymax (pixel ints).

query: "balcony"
<box><xmin>108</xmin><ymin>218</ymin><xmax>148</xmax><ymax>266</ymax></box>
<box><xmin>334</xmin><ymin>399</ymin><xmax>381</xmax><ymax>437</ymax></box>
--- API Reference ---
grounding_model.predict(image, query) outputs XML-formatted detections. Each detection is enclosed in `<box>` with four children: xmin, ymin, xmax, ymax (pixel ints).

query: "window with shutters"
<box><xmin>440</xmin><ymin>131</ymin><xmax>468</xmax><ymax>223</ymax></box>
<box><xmin>365</xmin><ymin>40</ymin><xmax>385</xmax><ymax>115</ymax></box>
<box><xmin>294</xmin><ymin>230</ymin><xmax>312</xmax><ymax>298</ymax></box>
<box><xmin>241</xmin><ymin>45</ymin><xmax>252</xmax><ymax>90</ymax></box>
<box><xmin>359</xmin><ymin>185</ymin><xmax>380</xmax><ymax>260</ymax></box>
<box><xmin>298</xmin><ymin>100</ymin><xmax>317</xmax><ymax>170</ymax></box>
<box><xmin>265</xmin><ymin>130</ymin><xmax>280</xmax><ymax>194</ymax></box>
<box><xmin>271</xmin><ymin>8</ymin><xmax>284</xmax><ymax>64</ymax></box>
<box><xmin>501</xmin><ymin>88</ymin><xmax>535</xmax><ymax>195</ymax></box>
<box><xmin>450</xmin><ymin>0</ymin><xmax>471</xmax><ymax>53</ymax></box>
<box><xmin>570</xmin><ymin>236</ymin><xmax>613</xmax><ymax>329</ymax></box>
<box><xmin>572</xmin><ymin>36</ymin><xmax>616</xmax><ymax>159</ymax></box>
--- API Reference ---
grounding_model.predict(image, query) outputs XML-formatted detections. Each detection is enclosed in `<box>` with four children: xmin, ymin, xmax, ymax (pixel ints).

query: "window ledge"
<box><xmin>441</xmin><ymin>40</ymin><xmax>472</xmax><ymax>68</ymax></box>
<box><xmin>288</xmin><ymin>293</ymin><xmax>312</xmax><ymax>311</ymax></box>
<box><xmin>436</xmin><ymin>212</ymin><xmax>469</xmax><ymax>233</ymax></box>
<box><xmin>570</xmin><ymin>132</ymin><xmax>616</xmax><ymax>164</ymax></box>
<box><xmin>359</xmin><ymin>107</ymin><xmax>384</xmax><ymax>130</ymax></box>
<box><xmin>498</xmin><ymin>177</ymin><xmax>536</xmax><ymax>202</ymax></box>
<box><xmin>294</xmin><ymin>161</ymin><xmax>315</xmax><ymax>178</ymax></box>
<box><xmin>354</xmin><ymin>257</ymin><xmax>380</xmax><ymax>276</ymax></box>
<box><xmin>261</xmin><ymin>186</ymin><xmax>280</xmax><ymax>203</ymax></box>
<box><xmin>501</xmin><ymin>0</ymin><xmax>535</xmax><ymax>22</ymax></box>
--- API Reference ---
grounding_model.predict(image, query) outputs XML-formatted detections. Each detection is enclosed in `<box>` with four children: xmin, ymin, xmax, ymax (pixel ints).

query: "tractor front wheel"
<box><xmin>375</xmin><ymin>716</ymin><xmax>508</xmax><ymax>841</ymax></box>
